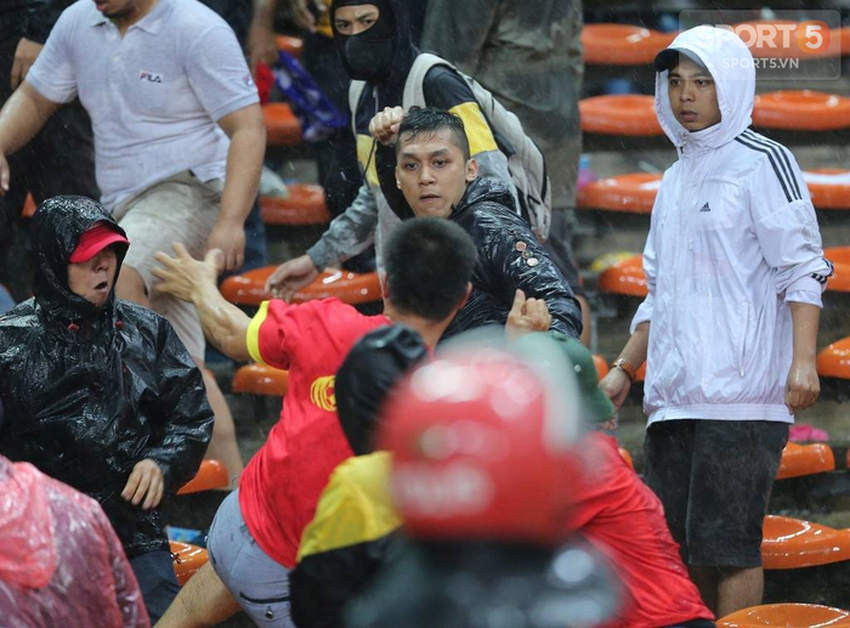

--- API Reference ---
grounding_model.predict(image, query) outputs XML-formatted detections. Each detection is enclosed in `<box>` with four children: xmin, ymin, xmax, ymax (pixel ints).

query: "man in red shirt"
<box><xmin>555</xmin><ymin>335</ymin><xmax>715</xmax><ymax>627</ymax></box>
<box><xmin>152</xmin><ymin>217</ymin><xmax>479</xmax><ymax>626</ymax></box>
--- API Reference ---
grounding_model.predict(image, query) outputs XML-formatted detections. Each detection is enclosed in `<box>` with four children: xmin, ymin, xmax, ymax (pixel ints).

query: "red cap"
<box><xmin>69</xmin><ymin>223</ymin><xmax>129</xmax><ymax>263</ymax></box>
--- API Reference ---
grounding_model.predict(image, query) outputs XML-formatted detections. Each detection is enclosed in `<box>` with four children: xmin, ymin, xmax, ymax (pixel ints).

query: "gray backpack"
<box><xmin>348</xmin><ymin>53</ymin><xmax>552</xmax><ymax>241</ymax></box>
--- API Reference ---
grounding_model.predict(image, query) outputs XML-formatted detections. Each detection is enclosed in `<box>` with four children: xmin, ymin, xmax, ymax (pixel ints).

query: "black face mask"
<box><xmin>333</xmin><ymin>0</ymin><xmax>397</xmax><ymax>83</ymax></box>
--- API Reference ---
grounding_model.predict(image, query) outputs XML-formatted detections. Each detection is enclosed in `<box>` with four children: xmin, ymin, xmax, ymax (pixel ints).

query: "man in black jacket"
<box><xmin>389</xmin><ymin>106</ymin><xmax>582</xmax><ymax>339</ymax></box>
<box><xmin>0</xmin><ymin>195</ymin><xmax>214</xmax><ymax>622</ymax></box>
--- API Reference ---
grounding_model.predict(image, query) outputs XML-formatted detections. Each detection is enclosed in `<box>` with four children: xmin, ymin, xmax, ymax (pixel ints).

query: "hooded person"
<box><xmin>599</xmin><ymin>26</ymin><xmax>832</xmax><ymax>616</ymax></box>
<box><xmin>0</xmin><ymin>195</ymin><xmax>215</xmax><ymax>622</ymax></box>
<box><xmin>0</xmin><ymin>453</ymin><xmax>150</xmax><ymax>627</ymax></box>
<box><xmin>346</xmin><ymin>331</ymin><xmax>623</xmax><ymax>628</ymax></box>
<box><xmin>290</xmin><ymin>324</ymin><xmax>429</xmax><ymax>628</ymax></box>
<box><xmin>264</xmin><ymin>0</ymin><xmax>587</xmax><ymax>323</ymax></box>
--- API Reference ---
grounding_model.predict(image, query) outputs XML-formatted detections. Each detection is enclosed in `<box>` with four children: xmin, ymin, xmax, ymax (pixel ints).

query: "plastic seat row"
<box><xmin>616</xmin><ymin>441</ymin><xmax>835</xmax><ymax>481</ymax></box>
<box><xmin>580</xmin><ymin>91</ymin><xmax>850</xmax><ymax>137</ymax></box>
<box><xmin>597</xmin><ymin>247</ymin><xmax>850</xmax><ymax>298</ymax></box>
<box><xmin>583</xmin><ymin>21</ymin><xmax>847</xmax><ymax>66</ymax></box>
<box><xmin>579</xmin><ymin>170</ymin><xmax>850</xmax><ymax>214</ymax></box>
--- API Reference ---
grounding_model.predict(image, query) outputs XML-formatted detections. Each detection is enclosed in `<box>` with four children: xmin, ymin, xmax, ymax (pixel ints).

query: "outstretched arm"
<box><xmin>0</xmin><ymin>82</ymin><xmax>61</xmax><ymax>193</ymax></box>
<box><xmin>153</xmin><ymin>244</ymin><xmax>252</xmax><ymax>361</ymax></box>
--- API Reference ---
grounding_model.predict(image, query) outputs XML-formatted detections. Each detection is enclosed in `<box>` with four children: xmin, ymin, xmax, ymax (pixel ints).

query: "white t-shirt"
<box><xmin>26</xmin><ymin>0</ymin><xmax>259</xmax><ymax>210</ymax></box>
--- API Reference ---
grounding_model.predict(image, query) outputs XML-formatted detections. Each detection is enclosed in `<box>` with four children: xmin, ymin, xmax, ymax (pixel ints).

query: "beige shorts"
<box><xmin>113</xmin><ymin>171</ymin><xmax>223</xmax><ymax>360</ymax></box>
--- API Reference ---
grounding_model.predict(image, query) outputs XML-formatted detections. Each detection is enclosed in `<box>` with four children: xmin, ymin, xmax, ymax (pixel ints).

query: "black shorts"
<box><xmin>644</xmin><ymin>419</ymin><xmax>789</xmax><ymax>569</ymax></box>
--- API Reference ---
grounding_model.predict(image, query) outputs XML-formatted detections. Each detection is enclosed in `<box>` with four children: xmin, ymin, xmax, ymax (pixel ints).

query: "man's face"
<box><xmin>667</xmin><ymin>58</ymin><xmax>722</xmax><ymax>132</ymax></box>
<box><xmin>395</xmin><ymin>129</ymin><xmax>478</xmax><ymax>219</ymax></box>
<box><xmin>334</xmin><ymin>4</ymin><xmax>380</xmax><ymax>35</ymax></box>
<box><xmin>67</xmin><ymin>247</ymin><xmax>119</xmax><ymax>308</ymax></box>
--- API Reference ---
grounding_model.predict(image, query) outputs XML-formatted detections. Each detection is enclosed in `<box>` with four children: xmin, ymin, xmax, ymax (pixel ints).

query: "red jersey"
<box><xmin>240</xmin><ymin>298</ymin><xmax>390</xmax><ymax>568</ymax></box>
<box><xmin>569</xmin><ymin>432</ymin><xmax>713</xmax><ymax>627</ymax></box>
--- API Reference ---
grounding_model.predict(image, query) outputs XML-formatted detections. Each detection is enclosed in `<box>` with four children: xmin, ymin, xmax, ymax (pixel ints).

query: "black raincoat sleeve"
<box><xmin>477</xmin><ymin>204</ymin><xmax>583</xmax><ymax>339</ymax></box>
<box><xmin>141</xmin><ymin>320</ymin><xmax>214</xmax><ymax>492</ymax></box>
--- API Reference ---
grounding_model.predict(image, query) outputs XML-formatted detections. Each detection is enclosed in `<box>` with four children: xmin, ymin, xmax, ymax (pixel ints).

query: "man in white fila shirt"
<box><xmin>599</xmin><ymin>26</ymin><xmax>832</xmax><ymax>618</ymax></box>
<box><xmin>0</xmin><ymin>0</ymin><xmax>267</xmax><ymax>483</ymax></box>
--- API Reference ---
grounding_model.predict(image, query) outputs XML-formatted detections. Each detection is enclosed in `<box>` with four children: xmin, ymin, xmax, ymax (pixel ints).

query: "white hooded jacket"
<box><xmin>633</xmin><ymin>26</ymin><xmax>833</xmax><ymax>425</ymax></box>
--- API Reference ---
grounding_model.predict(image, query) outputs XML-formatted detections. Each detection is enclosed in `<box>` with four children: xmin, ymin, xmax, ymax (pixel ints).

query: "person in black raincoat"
<box><xmin>0</xmin><ymin>195</ymin><xmax>214</xmax><ymax>623</ymax></box>
<box><xmin>390</xmin><ymin>106</ymin><xmax>582</xmax><ymax>340</ymax></box>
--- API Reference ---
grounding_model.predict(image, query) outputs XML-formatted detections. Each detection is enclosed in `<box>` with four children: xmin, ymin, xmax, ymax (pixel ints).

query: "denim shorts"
<box><xmin>207</xmin><ymin>490</ymin><xmax>294</xmax><ymax>626</ymax></box>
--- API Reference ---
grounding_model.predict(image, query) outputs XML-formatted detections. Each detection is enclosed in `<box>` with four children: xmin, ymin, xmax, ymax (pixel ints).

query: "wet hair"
<box><xmin>396</xmin><ymin>106</ymin><xmax>471</xmax><ymax>160</ymax></box>
<box><xmin>384</xmin><ymin>217</ymin><xmax>477</xmax><ymax>321</ymax></box>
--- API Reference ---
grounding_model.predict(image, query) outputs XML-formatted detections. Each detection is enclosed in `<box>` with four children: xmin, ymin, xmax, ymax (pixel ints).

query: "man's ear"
<box><xmin>379</xmin><ymin>271</ymin><xmax>389</xmax><ymax>300</ymax></box>
<box><xmin>457</xmin><ymin>282</ymin><xmax>473</xmax><ymax>311</ymax></box>
<box><xmin>466</xmin><ymin>158</ymin><xmax>479</xmax><ymax>182</ymax></box>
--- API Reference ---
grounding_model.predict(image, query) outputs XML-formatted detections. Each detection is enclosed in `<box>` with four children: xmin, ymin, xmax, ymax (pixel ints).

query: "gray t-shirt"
<box><xmin>27</xmin><ymin>0</ymin><xmax>259</xmax><ymax>210</ymax></box>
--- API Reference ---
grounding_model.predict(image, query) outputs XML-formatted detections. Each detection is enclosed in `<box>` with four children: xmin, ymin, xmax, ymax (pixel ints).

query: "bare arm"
<box><xmin>0</xmin><ymin>81</ymin><xmax>61</xmax><ymax>192</ymax></box>
<box><xmin>209</xmin><ymin>103</ymin><xmax>266</xmax><ymax>272</ymax></box>
<box><xmin>153</xmin><ymin>245</ymin><xmax>253</xmax><ymax>361</ymax></box>
<box><xmin>786</xmin><ymin>302</ymin><xmax>820</xmax><ymax>414</ymax></box>
<box><xmin>598</xmin><ymin>321</ymin><xmax>650</xmax><ymax>411</ymax></box>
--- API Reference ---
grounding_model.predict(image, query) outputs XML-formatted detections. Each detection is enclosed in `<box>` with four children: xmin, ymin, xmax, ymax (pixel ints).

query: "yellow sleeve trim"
<box><xmin>246</xmin><ymin>300</ymin><xmax>270</xmax><ymax>365</ymax></box>
<box><xmin>356</xmin><ymin>134</ymin><xmax>380</xmax><ymax>186</ymax></box>
<box><xmin>449</xmin><ymin>101</ymin><xmax>498</xmax><ymax>157</ymax></box>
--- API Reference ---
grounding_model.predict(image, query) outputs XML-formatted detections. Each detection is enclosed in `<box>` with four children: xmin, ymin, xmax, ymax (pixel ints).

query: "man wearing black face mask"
<box><xmin>265</xmin><ymin>0</ymin><xmax>541</xmax><ymax>306</ymax></box>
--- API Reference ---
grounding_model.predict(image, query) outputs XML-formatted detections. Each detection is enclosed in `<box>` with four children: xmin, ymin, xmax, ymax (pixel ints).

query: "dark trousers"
<box><xmin>0</xmin><ymin>36</ymin><xmax>99</xmax><ymax>301</ymax></box>
<box><xmin>130</xmin><ymin>550</ymin><xmax>181</xmax><ymax>624</ymax></box>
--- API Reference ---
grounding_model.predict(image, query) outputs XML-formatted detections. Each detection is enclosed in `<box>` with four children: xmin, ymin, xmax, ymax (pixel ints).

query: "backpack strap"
<box><xmin>402</xmin><ymin>53</ymin><xmax>455</xmax><ymax>110</ymax></box>
<box><xmin>348</xmin><ymin>80</ymin><xmax>367</xmax><ymax>139</ymax></box>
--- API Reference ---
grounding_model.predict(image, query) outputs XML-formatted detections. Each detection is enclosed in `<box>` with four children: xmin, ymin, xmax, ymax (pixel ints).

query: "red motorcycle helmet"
<box><xmin>378</xmin><ymin>332</ymin><xmax>585</xmax><ymax>546</ymax></box>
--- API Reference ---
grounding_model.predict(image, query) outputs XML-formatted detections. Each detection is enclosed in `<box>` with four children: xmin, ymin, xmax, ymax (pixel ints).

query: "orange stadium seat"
<box><xmin>581</xmin><ymin>24</ymin><xmax>676</xmax><ymax>66</ymax></box>
<box><xmin>842</xmin><ymin>27</ymin><xmax>850</xmax><ymax>56</ymax></box>
<box><xmin>598</xmin><ymin>254</ymin><xmax>648</xmax><ymax>298</ymax></box>
<box><xmin>762</xmin><ymin>516</ymin><xmax>850</xmax><ymax>570</ymax></box>
<box><xmin>818</xmin><ymin>337</ymin><xmax>850</xmax><ymax>380</ymax></box>
<box><xmin>776</xmin><ymin>442</ymin><xmax>835</xmax><ymax>480</ymax></box>
<box><xmin>718</xmin><ymin>603</ymin><xmax>850</xmax><ymax>627</ymax></box>
<box><xmin>752</xmin><ymin>91</ymin><xmax>850</xmax><ymax>131</ymax></box>
<box><xmin>635</xmin><ymin>362</ymin><xmax>646</xmax><ymax>383</ymax></box>
<box><xmin>176</xmin><ymin>460</ymin><xmax>229</xmax><ymax>495</ymax></box>
<box><xmin>804</xmin><ymin>169</ymin><xmax>850</xmax><ymax>209</ymax></box>
<box><xmin>275</xmin><ymin>35</ymin><xmax>304</xmax><ymax>58</ymax></box>
<box><xmin>577</xmin><ymin>173</ymin><xmax>662</xmax><ymax>214</ymax></box>
<box><xmin>260</xmin><ymin>184</ymin><xmax>331</xmax><ymax>226</ymax></box>
<box><xmin>592</xmin><ymin>354</ymin><xmax>609</xmax><ymax>381</ymax></box>
<box><xmin>263</xmin><ymin>103</ymin><xmax>302</xmax><ymax>146</ymax></box>
<box><xmin>579</xmin><ymin>95</ymin><xmax>663</xmax><ymax>136</ymax></box>
<box><xmin>232</xmin><ymin>363</ymin><xmax>289</xmax><ymax>397</ymax></box>
<box><xmin>221</xmin><ymin>266</ymin><xmax>381</xmax><ymax>307</ymax></box>
<box><xmin>170</xmin><ymin>541</ymin><xmax>209</xmax><ymax>586</ymax></box>
<box><xmin>825</xmin><ymin>246</ymin><xmax>850</xmax><ymax>292</ymax></box>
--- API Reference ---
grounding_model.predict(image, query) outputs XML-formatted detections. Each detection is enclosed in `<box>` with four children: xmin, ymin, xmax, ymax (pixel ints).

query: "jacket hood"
<box><xmin>332</xmin><ymin>0</ymin><xmax>417</xmax><ymax>101</ymax></box>
<box><xmin>0</xmin><ymin>457</ymin><xmax>56</xmax><ymax>589</ymax></box>
<box><xmin>655</xmin><ymin>26</ymin><xmax>755</xmax><ymax>151</ymax></box>
<box><xmin>450</xmin><ymin>177</ymin><xmax>517</xmax><ymax>220</ymax></box>
<box><xmin>336</xmin><ymin>325</ymin><xmax>428</xmax><ymax>456</ymax></box>
<box><xmin>31</xmin><ymin>195</ymin><xmax>128</xmax><ymax>323</ymax></box>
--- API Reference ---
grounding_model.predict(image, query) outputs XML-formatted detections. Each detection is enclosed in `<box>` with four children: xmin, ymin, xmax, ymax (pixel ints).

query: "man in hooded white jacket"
<box><xmin>600</xmin><ymin>26</ymin><xmax>832</xmax><ymax>617</ymax></box>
